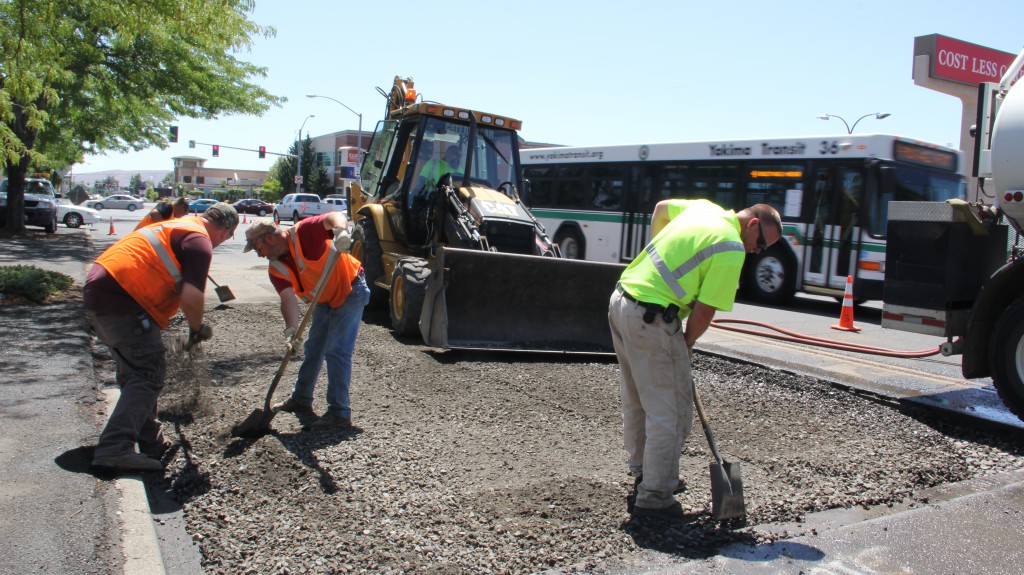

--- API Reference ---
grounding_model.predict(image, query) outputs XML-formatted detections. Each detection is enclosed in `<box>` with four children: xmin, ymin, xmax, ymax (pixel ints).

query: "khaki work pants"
<box><xmin>608</xmin><ymin>290</ymin><xmax>694</xmax><ymax>510</ymax></box>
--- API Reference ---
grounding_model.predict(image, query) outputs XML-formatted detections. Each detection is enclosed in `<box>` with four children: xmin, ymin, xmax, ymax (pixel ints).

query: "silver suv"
<box><xmin>0</xmin><ymin>178</ymin><xmax>58</xmax><ymax>233</ymax></box>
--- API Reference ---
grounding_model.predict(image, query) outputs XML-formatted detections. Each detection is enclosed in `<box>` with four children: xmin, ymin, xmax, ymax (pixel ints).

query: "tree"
<box><xmin>274</xmin><ymin>136</ymin><xmax>329</xmax><ymax>197</ymax></box>
<box><xmin>129</xmin><ymin>173</ymin><xmax>142</xmax><ymax>193</ymax></box>
<box><xmin>0</xmin><ymin>0</ymin><xmax>284</xmax><ymax>233</ymax></box>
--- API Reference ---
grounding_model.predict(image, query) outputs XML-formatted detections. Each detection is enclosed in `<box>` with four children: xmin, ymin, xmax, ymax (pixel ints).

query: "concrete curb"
<box><xmin>101</xmin><ymin>389</ymin><xmax>167</xmax><ymax>575</ymax></box>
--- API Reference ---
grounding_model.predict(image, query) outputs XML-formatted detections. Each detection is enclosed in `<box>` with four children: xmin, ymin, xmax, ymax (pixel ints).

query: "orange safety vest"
<box><xmin>133</xmin><ymin>214</ymin><xmax>158</xmax><ymax>231</ymax></box>
<box><xmin>95</xmin><ymin>217</ymin><xmax>210</xmax><ymax>328</ymax></box>
<box><xmin>268</xmin><ymin>220</ymin><xmax>362</xmax><ymax>307</ymax></box>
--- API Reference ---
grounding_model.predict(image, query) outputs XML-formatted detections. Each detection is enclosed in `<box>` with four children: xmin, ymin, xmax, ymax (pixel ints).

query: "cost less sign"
<box><xmin>916</xmin><ymin>34</ymin><xmax>1021</xmax><ymax>86</ymax></box>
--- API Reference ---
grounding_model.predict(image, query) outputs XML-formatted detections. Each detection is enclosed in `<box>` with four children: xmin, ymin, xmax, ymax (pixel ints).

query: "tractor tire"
<box><xmin>390</xmin><ymin>258</ymin><xmax>429</xmax><ymax>337</ymax></box>
<box><xmin>354</xmin><ymin>218</ymin><xmax>388</xmax><ymax>309</ymax></box>
<box><xmin>989</xmin><ymin>296</ymin><xmax>1024</xmax><ymax>420</ymax></box>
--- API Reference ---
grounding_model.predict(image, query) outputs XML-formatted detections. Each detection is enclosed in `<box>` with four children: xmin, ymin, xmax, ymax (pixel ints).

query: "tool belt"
<box><xmin>616</xmin><ymin>283</ymin><xmax>680</xmax><ymax>324</ymax></box>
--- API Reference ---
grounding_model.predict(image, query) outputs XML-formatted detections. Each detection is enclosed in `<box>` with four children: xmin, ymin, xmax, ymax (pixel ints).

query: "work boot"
<box><xmin>92</xmin><ymin>452</ymin><xmax>165</xmax><ymax>473</ymax></box>
<box><xmin>272</xmin><ymin>397</ymin><xmax>313</xmax><ymax>414</ymax></box>
<box><xmin>139</xmin><ymin>438</ymin><xmax>173</xmax><ymax>460</ymax></box>
<box><xmin>632</xmin><ymin>474</ymin><xmax>686</xmax><ymax>492</ymax></box>
<box><xmin>628</xmin><ymin>474</ymin><xmax>687</xmax><ymax>513</ymax></box>
<box><xmin>631</xmin><ymin>500</ymin><xmax>685</xmax><ymax>521</ymax></box>
<box><xmin>305</xmin><ymin>412</ymin><xmax>351</xmax><ymax>430</ymax></box>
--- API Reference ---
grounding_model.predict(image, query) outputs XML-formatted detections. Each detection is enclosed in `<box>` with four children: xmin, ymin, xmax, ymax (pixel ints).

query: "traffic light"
<box><xmin>258</xmin><ymin>145</ymin><xmax>266</xmax><ymax>159</ymax></box>
<box><xmin>169</xmin><ymin>126</ymin><xmax>178</xmax><ymax>143</ymax></box>
<box><xmin>212</xmin><ymin>145</ymin><xmax>219</xmax><ymax>157</ymax></box>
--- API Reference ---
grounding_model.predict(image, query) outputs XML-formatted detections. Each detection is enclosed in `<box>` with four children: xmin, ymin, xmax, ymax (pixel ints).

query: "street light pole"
<box><xmin>817</xmin><ymin>112</ymin><xmax>891</xmax><ymax>134</ymax></box>
<box><xmin>306</xmin><ymin>94</ymin><xmax>363</xmax><ymax>174</ymax></box>
<box><xmin>296</xmin><ymin>114</ymin><xmax>314</xmax><ymax>194</ymax></box>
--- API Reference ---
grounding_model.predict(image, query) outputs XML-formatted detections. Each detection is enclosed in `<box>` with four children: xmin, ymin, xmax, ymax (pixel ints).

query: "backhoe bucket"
<box><xmin>420</xmin><ymin>247</ymin><xmax>626</xmax><ymax>354</ymax></box>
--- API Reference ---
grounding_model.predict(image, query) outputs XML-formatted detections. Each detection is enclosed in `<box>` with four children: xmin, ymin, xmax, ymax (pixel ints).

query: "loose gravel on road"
<box><xmin>89</xmin><ymin>302</ymin><xmax>1024</xmax><ymax>574</ymax></box>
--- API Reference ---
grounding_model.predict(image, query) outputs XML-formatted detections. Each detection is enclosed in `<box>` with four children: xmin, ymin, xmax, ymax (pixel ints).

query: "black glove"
<box><xmin>189</xmin><ymin>323</ymin><xmax>213</xmax><ymax>345</ymax></box>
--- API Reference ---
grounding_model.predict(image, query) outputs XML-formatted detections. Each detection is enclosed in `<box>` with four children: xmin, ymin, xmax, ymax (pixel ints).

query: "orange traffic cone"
<box><xmin>107</xmin><ymin>217</ymin><xmax>115</xmax><ymax>236</ymax></box>
<box><xmin>242</xmin><ymin>212</ymin><xmax>247</xmax><ymax>224</ymax></box>
<box><xmin>830</xmin><ymin>275</ymin><xmax>861</xmax><ymax>332</ymax></box>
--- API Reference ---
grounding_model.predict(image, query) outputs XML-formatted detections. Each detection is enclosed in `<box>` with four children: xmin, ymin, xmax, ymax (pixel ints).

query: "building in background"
<box><xmin>171</xmin><ymin>156</ymin><xmax>267</xmax><ymax>196</ymax></box>
<box><xmin>305</xmin><ymin>129</ymin><xmax>368</xmax><ymax>197</ymax></box>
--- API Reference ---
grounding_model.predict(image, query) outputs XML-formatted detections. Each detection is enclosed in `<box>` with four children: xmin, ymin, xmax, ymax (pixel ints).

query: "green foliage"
<box><xmin>0</xmin><ymin>0</ymin><xmax>285</xmax><ymax>233</ymax></box>
<box><xmin>0</xmin><ymin>265</ymin><xmax>74</xmax><ymax>303</ymax></box>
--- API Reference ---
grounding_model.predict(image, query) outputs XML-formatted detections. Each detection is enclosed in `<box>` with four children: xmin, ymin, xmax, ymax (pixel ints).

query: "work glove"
<box><xmin>283</xmin><ymin>325</ymin><xmax>303</xmax><ymax>357</ymax></box>
<box><xmin>169</xmin><ymin>323</ymin><xmax>212</xmax><ymax>354</ymax></box>
<box><xmin>332</xmin><ymin>227</ymin><xmax>352</xmax><ymax>253</ymax></box>
<box><xmin>189</xmin><ymin>323</ymin><xmax>213</xmax><ymax>346</ymax></box>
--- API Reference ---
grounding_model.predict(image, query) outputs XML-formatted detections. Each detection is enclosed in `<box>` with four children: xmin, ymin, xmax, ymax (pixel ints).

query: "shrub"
<box><xmin>0</xmin><ymin>265</ymin><xmax>74</xmax><ymax>303</ymax></box>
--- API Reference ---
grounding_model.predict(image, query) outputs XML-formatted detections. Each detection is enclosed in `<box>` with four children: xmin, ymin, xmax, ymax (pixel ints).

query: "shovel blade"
<box><xmin>710</xmin><ymin>461</ymin><xmax>746</xmax><ymax>520</ymax></box>
<box><xmin>215</xmin><ymin>285</ymin><xmax>236</xmax><ymax>302</ymax></box>
<box><xmin>231</xmin><ymin>408</ymin><xmax>275</xmax><ymax>438</ymax></box>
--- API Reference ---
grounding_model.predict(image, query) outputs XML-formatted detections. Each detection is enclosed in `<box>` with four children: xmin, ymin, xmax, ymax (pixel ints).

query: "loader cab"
<box><xmin>358</xmin><ymin>106</ymin><xmax>525</xmax><ymax>250</ymax></box>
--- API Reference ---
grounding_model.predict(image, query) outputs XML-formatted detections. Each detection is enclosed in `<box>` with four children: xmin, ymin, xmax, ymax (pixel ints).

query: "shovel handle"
<box><xmin>692</xmin><ymin>382</ymin><xmax>727</xmax><ymax>467</ymax></box>
<box><xmin>207</xmin><ymin>275</ymin><xmax>221</xmax><ymax>288</ymax></box>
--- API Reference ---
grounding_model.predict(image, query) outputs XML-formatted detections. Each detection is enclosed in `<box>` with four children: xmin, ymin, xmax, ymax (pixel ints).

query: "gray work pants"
<box><xmin>608</xmin><ymin>290</ymin><xmax>694</xmax><ymax>509</ymax></box>
<box><xmin>86</xmin><ymin>310</ymin><xmax>167</xmax><ymax>458</ymax></box>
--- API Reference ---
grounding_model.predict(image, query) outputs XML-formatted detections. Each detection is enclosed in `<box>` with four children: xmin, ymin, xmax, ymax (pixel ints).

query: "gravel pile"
<box><xmin>144</xmin><ymin>303</ymin><xmax>1024</xmax><ymax>574</ymax></box>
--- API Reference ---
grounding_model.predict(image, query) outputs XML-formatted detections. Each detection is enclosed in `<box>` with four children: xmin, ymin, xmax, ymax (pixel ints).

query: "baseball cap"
<box><xmin>244</xmin><ymin>220</ymin><xmax>278</xmax><ymax>252</ymax></box>
<box><xmin>204</xmin><ymin>202</ymin><xmax>239</xmax><ymax>234</ymax></box>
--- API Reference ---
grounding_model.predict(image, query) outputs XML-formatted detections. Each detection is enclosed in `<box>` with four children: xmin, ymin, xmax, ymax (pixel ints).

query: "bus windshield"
<box><xmin>867</xmin><ymin>165</ymin><xmax>964</xmax><ymax>237</ymax></box>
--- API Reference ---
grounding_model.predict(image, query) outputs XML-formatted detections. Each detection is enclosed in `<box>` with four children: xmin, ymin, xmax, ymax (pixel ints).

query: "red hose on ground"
<box><xmin>709</xmin><ymin>318</ymin><xmax>943</xmax><ymax>358</ymax></box>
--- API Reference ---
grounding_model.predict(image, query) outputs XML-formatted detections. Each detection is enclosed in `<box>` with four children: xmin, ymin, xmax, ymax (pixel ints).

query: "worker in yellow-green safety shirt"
<box><xmin>608</xmin><ymin>199</ymin><xmax>782</xmax><ymax>521</ymax></box>
<box><xmin>418</xmin><ymin>143</ymin><xmax>461</xmax><ymax>190</ymax></box>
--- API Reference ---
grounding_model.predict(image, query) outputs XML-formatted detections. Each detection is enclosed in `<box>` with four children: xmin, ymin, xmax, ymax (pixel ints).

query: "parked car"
<box><xmin>0</xmin><ymin>178</ymin><xmax>58</xmax><ymax>233</ymax></box>
<box><xmin>233</xmin><ymin>198</ymin><xmax>274</xmax><ymax>217</ymax></box>
<box><xmin>189</xmin><ymin>198</ymin><xmax>218</xmax><ymax>213</ymax></box>
<box><xmin>55</xmin><ymin>198</ymin><xmax>101</xmax><ymax>228</ymax></box>
<box><xmin>85</xmin><ymin>194</ymin><xmax>145</xmax><ymax>211</ymax></box>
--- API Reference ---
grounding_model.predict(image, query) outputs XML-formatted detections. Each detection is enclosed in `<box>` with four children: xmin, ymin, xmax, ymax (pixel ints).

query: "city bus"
<box><xmin>520</xmin><ymin>134</ymin><xmax>964</xmax><ymax>304</ymax></box>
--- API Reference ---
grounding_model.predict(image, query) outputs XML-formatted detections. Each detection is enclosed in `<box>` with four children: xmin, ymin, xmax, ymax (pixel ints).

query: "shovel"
<box><xmin>692</xmin><ymin>381</ymin><xmax>746</xmax><ymax>521</ymax></box>
<box><xmin>208</xmin><ymin>275</ymin><xmax>235</xmax><ymax>302</ymax></box>
<box><xmin>231</xmin><ymin>245</ymin><xmax>341</xmax><ymax>438</ymax></box>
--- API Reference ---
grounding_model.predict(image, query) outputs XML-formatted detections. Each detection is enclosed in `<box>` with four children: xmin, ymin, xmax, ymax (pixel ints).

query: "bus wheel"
<box><xmin>745</xmin><ymin>248</ymin><xmax>795</xmax><ymax>305</ymax></box>
<box><xmin>555</xmin><ymin>229</ymin><xmax>584</xmax><ymax>260</ymax></box>
<box><xmin>989</xmin><ymin>296</ymin><xmax>1024</xmax><ymax>420</ymax></box>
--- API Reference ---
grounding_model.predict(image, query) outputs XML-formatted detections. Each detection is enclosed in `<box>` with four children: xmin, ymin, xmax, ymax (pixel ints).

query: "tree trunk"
<box><xmin>2</xmin><ymin>160</ymin><xmax>30</xmax><ymax>234</ymax></box>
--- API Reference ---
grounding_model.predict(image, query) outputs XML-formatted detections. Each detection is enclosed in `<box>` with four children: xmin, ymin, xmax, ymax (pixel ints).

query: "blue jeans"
<box><xmin>291</xmin><ymin>275</ymin><xmax>371</xmax><ymax>418</ymax></box>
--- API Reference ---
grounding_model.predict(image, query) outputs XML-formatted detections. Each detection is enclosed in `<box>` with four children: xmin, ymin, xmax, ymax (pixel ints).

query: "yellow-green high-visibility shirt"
<box><xmin>618</xmin><ymin>199</ymin><xmax>745</xmax><ymax>319</ymax></box>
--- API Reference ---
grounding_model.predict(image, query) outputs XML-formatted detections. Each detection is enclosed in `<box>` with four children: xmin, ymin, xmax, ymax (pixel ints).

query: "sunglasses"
<box><xmin>756</xmin><ymin>223</ymin><xmax>766</xmax><ymax>252</ymax></box>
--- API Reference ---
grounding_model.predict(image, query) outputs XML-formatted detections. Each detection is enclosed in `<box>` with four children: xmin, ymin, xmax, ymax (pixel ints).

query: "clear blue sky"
<box><xmin>75</xmin><ymin>0</ymin><xmax>1024</xmax><ymax>175</ymax></box>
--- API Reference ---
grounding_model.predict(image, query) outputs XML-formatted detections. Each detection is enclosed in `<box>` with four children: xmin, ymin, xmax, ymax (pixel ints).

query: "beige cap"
<box><xmin>244</xmin><ymin>219</ymin><xmax>278</xmax><ymax>252</ymax></box>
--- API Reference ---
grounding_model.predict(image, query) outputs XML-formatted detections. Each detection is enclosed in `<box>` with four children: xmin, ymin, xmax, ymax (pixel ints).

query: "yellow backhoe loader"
<box><xmin>349</xmin><ymin>76</ymin><xmax>623</xmax><ymax>353</ymax></box>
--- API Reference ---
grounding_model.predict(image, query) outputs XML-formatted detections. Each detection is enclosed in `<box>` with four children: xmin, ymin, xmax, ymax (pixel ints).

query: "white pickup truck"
<box><xmin>273</xmin><ymin>193</ymin><xmax>345</xmax><ymax>224</ymax></box>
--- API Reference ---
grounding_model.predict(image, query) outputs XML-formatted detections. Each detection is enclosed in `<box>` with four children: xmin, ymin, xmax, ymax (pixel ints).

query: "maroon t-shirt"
<box><xmin>268</xmin><ymin>215</ymin><xmax>331</xmax><ymax>294</ymax></box>
<box><xmin>84</xmin><ymin>229</ymin><xmax>213</xmax><ymax>316</ymax></box>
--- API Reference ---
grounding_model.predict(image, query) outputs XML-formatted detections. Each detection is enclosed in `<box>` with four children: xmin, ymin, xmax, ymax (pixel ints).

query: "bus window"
<box><xmin>693</xmin><ymin>164</ymin><xmax>737</xmax><ymax>208</ymax></box>
<box><xmin>591</xmin><ymin>165</ymin><xmax>624</xmax><ymax>210</ymax></box>
<box><xmin>556</xmin><ymin>165</ymin><xmax>589</xmax><ymax>208</ymax></box>
<box><xmin>658</xmin><ymin>164</ymin><xmax>688</xmax><ymax>201</ymax></box>
<box><xmin>523</xmin><ymin>166</ymin><xmax>554</xmax><ymax>207</ymax></box>
<box><xmin>745</xmin><ymin>164</ymin><xmax>803</xmax><ymax>216</ymax></box>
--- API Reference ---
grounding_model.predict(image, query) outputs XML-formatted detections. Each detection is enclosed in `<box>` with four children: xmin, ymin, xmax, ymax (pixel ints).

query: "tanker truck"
<box><xmin>882</xmin><ymin>48</ymin><xmax>1024</xmax><ymax>421</ymax></box>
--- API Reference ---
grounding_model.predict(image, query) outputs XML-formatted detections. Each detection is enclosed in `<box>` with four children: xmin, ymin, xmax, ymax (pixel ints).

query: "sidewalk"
<box><xmin>0</xmin><ymin>228</ymin><xmax>182</xmax><ymax>574</ymax></box>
